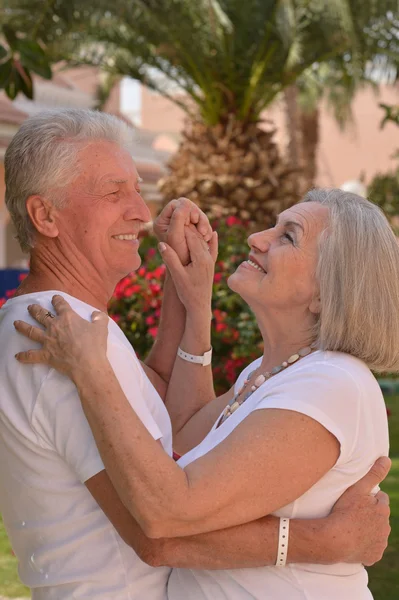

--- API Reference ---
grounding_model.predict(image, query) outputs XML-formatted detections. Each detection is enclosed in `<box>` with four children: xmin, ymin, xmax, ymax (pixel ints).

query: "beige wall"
<box><xmin>315</xmin><ymin>86</ymin><xmax>399</xmax><ymax>187</ymax></box>
<box><xmin>138</xmin><ymin>84</ymin><xmax>399</xmax><ymax>187</ymax></box>
<box><xmin>141</xmin><ymin>87</ymin><xmax>187</xmax><ymax>133</ymax></box>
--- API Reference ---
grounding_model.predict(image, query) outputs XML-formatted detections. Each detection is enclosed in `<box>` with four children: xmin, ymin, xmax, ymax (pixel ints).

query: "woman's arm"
<box><xmin>14</xmin><ymin>301</ymin><xmax>338</xmax><ymax>539</ymax></box>
<box><xmin>142</xmin><ymin>199</ymin><xmax>213</xmax><ymax>400</ymax></box>
<box><xmin>156</xmin><ymin>228</ymin><xmax>222</xmax><ymax>446</ymax></box>
<box><xmin>70</xmin><ymin>360</ymin><xmax>340</xmax><ymax>538</ymax></box>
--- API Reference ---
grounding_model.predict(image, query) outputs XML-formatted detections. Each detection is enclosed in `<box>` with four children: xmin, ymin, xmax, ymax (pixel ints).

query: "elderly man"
<box><xmin>0</xmin><ymin>109</ymin><xmax>390</xmax><ymax>600</ymax></box>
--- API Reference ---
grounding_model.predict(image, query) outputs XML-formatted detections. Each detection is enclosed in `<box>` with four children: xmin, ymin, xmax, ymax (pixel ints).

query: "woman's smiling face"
<box><xmin>228</xmin><ymin>202</ymin><xmax>330</xmax><ymax>317</ymax></box>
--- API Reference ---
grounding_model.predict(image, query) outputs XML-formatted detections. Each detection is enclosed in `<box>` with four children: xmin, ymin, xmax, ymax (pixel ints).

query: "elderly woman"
<box><xmin>14</xmin><ymin>187</ymin><xmax>398</xmax><ymax>599</ymax></box>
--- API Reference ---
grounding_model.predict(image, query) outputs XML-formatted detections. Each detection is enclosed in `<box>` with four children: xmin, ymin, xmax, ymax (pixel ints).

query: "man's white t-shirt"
<box><xmin>168</xmin><ymin>351</ymin><xmax>389</xmax><ymax>600</ymax></box>
<box><xmin>0</xmin><ymin>291</ymin><xmax>172</xmax><ymax>600</ymax></box>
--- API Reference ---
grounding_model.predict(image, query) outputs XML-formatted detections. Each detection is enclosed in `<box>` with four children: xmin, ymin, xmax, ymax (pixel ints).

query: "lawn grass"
<box><xmin>367</xmin><ymin>395</ymin><xmax>399</xmax><ymax>598</ymax></box>
<box><xmin>0</xmin><ymin>517</ymin><xmax>29</xmax><ymax>598</ymax></box>
<box><xmin>0</xmin><ymin>396</ymin><xmax>398</xmax><ymax>598</ymax></box>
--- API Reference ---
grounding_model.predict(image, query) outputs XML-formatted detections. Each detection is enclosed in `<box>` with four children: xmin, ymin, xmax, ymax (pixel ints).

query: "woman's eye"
<box><xmin>283</xmin><ymin>232</ymin><xmax>294</xmax><ymax>243</ymax></box>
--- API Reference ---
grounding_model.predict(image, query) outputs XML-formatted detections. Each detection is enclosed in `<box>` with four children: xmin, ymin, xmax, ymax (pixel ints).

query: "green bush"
<box><xmin>367</xmin><ymin>166</ymin><xmax>399</xmax><ymax>234</ymax></box>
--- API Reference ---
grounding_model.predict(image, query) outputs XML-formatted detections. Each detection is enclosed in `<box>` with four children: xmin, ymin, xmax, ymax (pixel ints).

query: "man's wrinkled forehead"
<box><xmin>75</xmin><ymin>140</ymin><xmax>140</xmax><ymax>186</ymax></box>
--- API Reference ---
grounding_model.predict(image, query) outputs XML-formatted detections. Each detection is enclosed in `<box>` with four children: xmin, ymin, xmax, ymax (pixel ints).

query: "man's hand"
<box><xmin>327</xmin><ymin>456</ymin><xmax>391</xmax><ymax>566</ymax></box>
<box><xmin>154</xmin><ymin>198</ymin><xmax>213</xmax><ymax>265</ymax></box>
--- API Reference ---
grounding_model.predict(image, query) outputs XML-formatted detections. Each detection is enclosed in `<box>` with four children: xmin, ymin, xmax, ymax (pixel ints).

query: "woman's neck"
<box><xmin>256</xmin><ymin>310</ymin><xmax>316</xmax><ymax>372</ymax></box>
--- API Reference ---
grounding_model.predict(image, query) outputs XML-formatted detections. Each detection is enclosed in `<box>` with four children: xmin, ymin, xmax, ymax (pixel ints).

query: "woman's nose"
<box><xmin>248</xmin><ymin>230</ymin><xmax>272</xmax><ymax>252</ymax></box>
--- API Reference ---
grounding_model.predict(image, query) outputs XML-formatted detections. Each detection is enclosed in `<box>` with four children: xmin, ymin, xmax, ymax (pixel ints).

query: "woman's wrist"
<box><xmin>186</xmin><ymin>310</ymin><xmax>213</xmax><ymax>330</ymax></box>
<box><xmin>71</xmin><ymin>354</ymin><xmax>110</xmax><ymax>389</ymax></box>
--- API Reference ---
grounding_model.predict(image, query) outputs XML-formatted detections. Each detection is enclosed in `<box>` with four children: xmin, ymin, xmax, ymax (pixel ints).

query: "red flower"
<box><xmin>214</xmin><ymin>273</ymin><xmax>223</xmax><ymax>283</ymax></box>
<box><xmin>216</xmin><ymin>322</ymin><xmax>227</xmax><ymax>333</ymax></box>
<box><xmin>145</xmin><ymin>316</ymin><xmax>156</xmax><ymax>326</ymax></box>
<box><xmin>138</xmin><ymin>267</ymin><xmax>146</xmax><ymax>277</ymax></box>
<box><xmin>124</xmin><ymin>284</ymin><xmax>141</xmax><ymax>297</ymax></box>
<box><xmin>226</xmin><ymin>215</ymin><xmax>242</xmax><ymax>227</ymax></box>
<box><xmin>6</xmin><ymin>289</ymin><xmax>16</xmax><ymax>298</ymax></box>
<box><xmin>18</xmin><ymin>273</ymin><xmax>28</xmax><ymax>282</ymax></box>
<box><xmin>152</xmin><ymin>265</ymin><xmax>166</xmax><ymax>278</ymax></box>
<box><xmin>213</xmin><ymin>309</ymin><xmax>227</xmax><ymax>322</ymax></box>
<box><xmin>148</xmin><ymin>326</ymin><xmax>158</xmax><ymax>338</ymax></box>
<box><xmin>147</xmin><ymin>248</ymin><xmax>157</xmax><ymax>258</ymax></box>
<box><xmin>149</xmin><ymin>283</ymin><xmax>162</xmax><ymax>294</ymax></box>
<box><xmin>111</xmin><ymin>314</ymin><xmax>121</xmax><ymax>323</ymax></box>
<box><xmin>0</xmin><ymin>298</ymin><xmax>6</xmax><ymax>308</ymax></box>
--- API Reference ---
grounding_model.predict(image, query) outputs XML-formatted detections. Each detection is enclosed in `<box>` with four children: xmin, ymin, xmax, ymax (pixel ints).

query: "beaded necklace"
<box><xmin>217</xmin><ymin>342</ymin><xmax>318</xmax><ymax>428</ymax></box>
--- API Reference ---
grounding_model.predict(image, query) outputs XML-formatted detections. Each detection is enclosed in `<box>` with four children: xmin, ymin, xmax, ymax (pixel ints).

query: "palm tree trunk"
<box><xmin>283</xmin><ymin>85</ymin><xmax>301</xmax><ymax>170</ymax></box>
<box><xmin>299</xmin><ymin>107</ymin><xmax>320</xmax><ymax>190</ymax></box>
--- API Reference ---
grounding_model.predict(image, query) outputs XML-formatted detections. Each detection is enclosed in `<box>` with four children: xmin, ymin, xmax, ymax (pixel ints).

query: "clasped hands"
<box><xmin>154</xmin><ymin>197</ymin><xmax>218</xmax><ymax>316</ymax></box>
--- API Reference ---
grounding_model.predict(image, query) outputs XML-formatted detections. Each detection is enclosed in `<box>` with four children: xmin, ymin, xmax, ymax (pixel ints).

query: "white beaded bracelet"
<box><xmin>276</xmin><ymin>517</ymin><xmax>290</xmax><ymax>567</ymax></box>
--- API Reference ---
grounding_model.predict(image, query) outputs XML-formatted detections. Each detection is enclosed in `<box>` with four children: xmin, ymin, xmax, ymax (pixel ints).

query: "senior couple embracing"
<box><xmin>0</xmin><ymin>108</ymin><xmax>397</xmax><ymax>600</ymax></box>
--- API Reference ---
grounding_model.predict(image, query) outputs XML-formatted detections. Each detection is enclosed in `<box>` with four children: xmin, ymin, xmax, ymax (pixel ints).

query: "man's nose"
<box><xmin>124</xmin><ymin>192</ymin><xmax>152</xmax><ymax>224</ymax></box>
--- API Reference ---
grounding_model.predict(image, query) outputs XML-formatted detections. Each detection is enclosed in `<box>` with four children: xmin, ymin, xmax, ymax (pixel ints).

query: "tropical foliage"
<box><xmin>1</xmin><ymin>0</ymin><xmax>398</xmax><ymax>225</ymax></box>
<box><xmin>367</xmin><ymin>102</ymin><xmax>399</xmax><ymax>233</ymax></box>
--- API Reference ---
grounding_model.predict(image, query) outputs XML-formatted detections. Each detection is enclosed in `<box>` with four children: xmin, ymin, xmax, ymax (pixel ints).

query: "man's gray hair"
<box><xmin>303</xmin><ymin>188</ymin><xmax>399</xmax><ymax>373</ymax></box>
<box><xmin>5</xmin><ymin>108</ymin><xmax>134</xmax><ymax>251</ymax></box>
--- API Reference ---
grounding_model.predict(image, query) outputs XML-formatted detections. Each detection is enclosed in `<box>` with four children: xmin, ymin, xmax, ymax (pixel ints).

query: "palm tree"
<box><xmin>284</xmin><ymin>11</ymin><xmax>399</xmax><ymax>191</ymax></box>
<box><xmin>2</xmin><ymin>0</ymin><xmax>398</xmax><ymax>225</ymax></box>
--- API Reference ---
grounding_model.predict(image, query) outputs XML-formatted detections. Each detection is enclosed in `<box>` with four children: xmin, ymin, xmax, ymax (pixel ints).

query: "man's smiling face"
<box><xmin>54</xmin><ymin>140</ymin><xmax>152</xmax><ymax>282</ymax></box>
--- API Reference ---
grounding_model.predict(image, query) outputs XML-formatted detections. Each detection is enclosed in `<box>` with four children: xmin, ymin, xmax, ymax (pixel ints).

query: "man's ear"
<box><xmin>26</xmin><ymin>195</ymin><xmax>59</xmax><ymax>240</ymax></box>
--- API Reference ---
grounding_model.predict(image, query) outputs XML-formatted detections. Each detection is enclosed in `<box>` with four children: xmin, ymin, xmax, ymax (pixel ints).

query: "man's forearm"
<box><xmin>140</xmin><ymin>515</ymin><xmax>339</xmax><ymax>569</ymax></box>
<box><xmin>145</xmin><ymin>272</ymin><xmax>186</xmax><ymax>386</ymax></box>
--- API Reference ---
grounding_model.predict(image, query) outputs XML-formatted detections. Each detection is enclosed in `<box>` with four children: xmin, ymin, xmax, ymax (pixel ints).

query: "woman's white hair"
<box><xmin>5</xmin><ymin>108</ymin><xmax>134</xmax><ymax>251</ymax></box>
<box><xmin>303</xmin><ymin>188</ymin><xmax>399</xmax><ymax>373</ymax></box>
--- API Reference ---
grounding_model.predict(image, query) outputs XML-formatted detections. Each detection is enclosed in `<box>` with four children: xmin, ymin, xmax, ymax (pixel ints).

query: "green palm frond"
<box><xmin>2</xmin><ymin>0</ymin><xmax>398</xmax><ymax>124</ymax></box>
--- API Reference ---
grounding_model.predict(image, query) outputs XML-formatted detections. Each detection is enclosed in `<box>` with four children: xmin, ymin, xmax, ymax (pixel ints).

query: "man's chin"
<box><xmin>115</xmin><ymin>258</ymin><xmax>142</xmax><ymax>279</ymax></box>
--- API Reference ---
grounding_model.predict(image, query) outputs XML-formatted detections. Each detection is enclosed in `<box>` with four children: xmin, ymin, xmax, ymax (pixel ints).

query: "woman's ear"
<box><xmin>309</xmin><ymin>294</ymin><xmax>322</xmax><ymax>315</ymax></box>
<box><xmin>26</xmin><ymin>195</ymin><xmax>59</xmax><ymax>240</ymax></box>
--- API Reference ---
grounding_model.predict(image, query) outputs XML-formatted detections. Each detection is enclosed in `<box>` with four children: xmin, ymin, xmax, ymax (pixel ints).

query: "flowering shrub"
<box><xmin>0</xmin><ymin>219</ymin><xmax>262</xmax><ymax>393</ymax></box>
<box><xmin>109</xmin><ymin>217</ymin><xmax>263</xmax><ymax>394</ymax></box>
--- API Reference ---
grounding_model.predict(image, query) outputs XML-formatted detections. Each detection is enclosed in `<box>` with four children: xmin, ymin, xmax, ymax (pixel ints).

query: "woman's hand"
<box><xmin>154</xmin><ymin>198</ymin><xmax>213</xmax><ymax>266</ymax></box>
<box><xmin>159</xmin><ymin>226</ymin><xmax>218</xmax><ymax>316</ymax></box>
<box><xmin>13</xmin><ymin>295</ymin><xmax>109</xmax><ymax>382</ymax></box>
